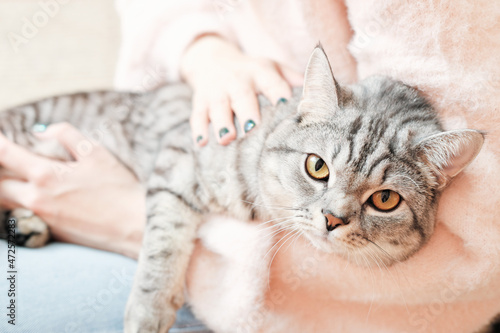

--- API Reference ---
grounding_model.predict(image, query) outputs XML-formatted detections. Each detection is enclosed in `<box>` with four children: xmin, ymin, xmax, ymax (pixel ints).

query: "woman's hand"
<box><xmin>180</xmin><ymin>35</ymin><xmax>303</xmax><ymax>146</ymax></box>
<box><xmin>0</xmin><ymin>123</ymin><xmax>145</xmax><ymax>259</ymax></box>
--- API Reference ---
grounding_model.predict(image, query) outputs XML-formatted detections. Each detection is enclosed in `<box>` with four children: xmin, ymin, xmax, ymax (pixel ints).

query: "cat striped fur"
<box><xmin>0</xmin><ymin>46</ymin><xmax>484</xmax><ymax>332</ymax></box>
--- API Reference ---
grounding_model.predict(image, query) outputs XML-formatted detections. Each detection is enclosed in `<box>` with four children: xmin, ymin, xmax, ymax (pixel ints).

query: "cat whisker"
<box><xmin>371</xmin><ymin>244</ymin><xmax>418</xmax><ymax>311</ymax></box>
<box><xmin>364</xmin><ymin>246</ymin><xmax>385</xmax><ymax>278</ymax></box>
<box><xmin>241</xmin><ymin>200</ymin><xmax>303</xmax><ymax>211</ymax></box>
<box><xmin>264</xmin><ymin>228</ymin><xmax>297</xmax><ymax>260</ymax></box>
<box><xmin>258</xmin><ymin>227</ymin><xmax>296</xmax><ymax>243</ymax></box>
<box><xmin>256</xmin><ymin>218</ymin><xmax>300</xmax><ymax>241</ymax></box>
<box><xmin>286</xmin><ymin>229</ymin><xmax>304</xmax><ymax>253</ymax></box>
<box><xmin>343</xmin><ymin>248</ymin><xmax>351</xmax><ymax>272</ymax></box>
<box><xmin>352</xmin><ymin>245</ymin><xmax>363</xmax><ymax>275</ymax></box>
<box><xmin>292</xmin><ymin>225</ymin><xmax>316</xmax><ymax>233</ymax></box>
<box><xmin>270</xmin><ymin>228</ymin><xmax>300</xmax><ymax>265</ymax></box>
<box><xmin>266</xmin><ymin>228</ymin><xmax>301</xmax><ymax>287</ymax></box>
<box><xmin>364</xmin><ymin>239</ymin><xmax>410</xmax><ymax>316</ymax></box>
<box><xmin>369</xmin><ymin>244</ymin><xmax>414</xmax><ymax>296</ymax></box>
<box><xmin>263</xmin><ymin>227</ymin><xmax>296</xmax><ymax>287</ymax></box>
<box><xmin>363</xmin><ymin>246</ymin><xmax>400</xmax><ymax>323</ymax></box>
<box><xmin>358</xmin><ymin>250</ymin><xmax>376</xmax><ymax>323</ymax></box>
<box><xmin>256</xmin><ymin>224</ymin><xmax>293</xmax><ymax>243</ymax></box>
<box><xmin>257</xmin><ymin>215</ymin><xmax>300</xmax><ymax>228</ymax></box>
<box><xmin>363</xmin><ymin>237</ymin><xmax>401</xmax><ymax>265</ymax></box>
<box><xmin>391</xmin><ymin>175</ymin><xmax>422</xmax><ymax>191</ymax></box>
<box><xmin>296</xmin><ymin>221</ymin><xmax>316</xmax><ymax>229</ymax></box>
<box><xmin>257</xmin><ymin>222</ymin><xmax>291</xmax><ymax>234</ymax></box>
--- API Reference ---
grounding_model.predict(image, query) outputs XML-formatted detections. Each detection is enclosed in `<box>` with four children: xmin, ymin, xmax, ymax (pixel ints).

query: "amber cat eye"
<box><xmin>370</xmin><ymin>190</ymin><xmax>401</xmax><ymax>211</ymax></box>
<box><xmin>305</xmin><ymin>154</ymin><xmax>329</xmax><ymax>180</ymax></box>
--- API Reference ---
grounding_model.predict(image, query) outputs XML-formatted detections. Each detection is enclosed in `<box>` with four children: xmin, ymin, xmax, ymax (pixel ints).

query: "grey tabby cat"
<box><xmin>0</xmin><ymin>46</ymin><xmax>484</xmax><ymax>332</ymax></box>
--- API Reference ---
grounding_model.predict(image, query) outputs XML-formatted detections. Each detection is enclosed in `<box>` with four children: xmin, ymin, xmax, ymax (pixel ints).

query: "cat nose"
<box><xmin>323</xmin><ymin>210</ymin><xmax>348</xmax><ymax>232</ymax></box>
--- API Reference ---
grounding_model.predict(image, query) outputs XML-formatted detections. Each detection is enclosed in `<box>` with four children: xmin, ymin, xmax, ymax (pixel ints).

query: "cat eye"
<box><xmin>305</xmin><ymin>154</ymin><xmax>329</xmax><ymax>180</ymax></box>
<box><xmin>370</xmin><ymin>190</ymin><xmax>401</xmax><ymax>211</ymax></box>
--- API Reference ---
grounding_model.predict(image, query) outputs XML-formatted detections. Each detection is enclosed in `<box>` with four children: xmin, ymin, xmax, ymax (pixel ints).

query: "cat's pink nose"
<box><xmin>325</xmin><ymin>213</ymin><xmax>347</xmax><ymax>232</ymax></box>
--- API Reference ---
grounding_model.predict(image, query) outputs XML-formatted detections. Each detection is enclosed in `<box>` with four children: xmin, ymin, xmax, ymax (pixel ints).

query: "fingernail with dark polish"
<box><xmin>219</xmin><ymin>127</ymin><xmax>229</xmax><ymax>138</ymax></box>
<box><xmin>277</xmin><ymin>97</ymin><xmax>287</xmax><ymax>105</ymax></box>
<box><xmin>196</xmin><ymin>135</ymin><xmax>203</xmax><ymax>143</ymax></box>
<box><xmin>244</xmin><ymin>120</ymin><xmax>256</xmax><ymax>133</ymax></box>
<box><xmin>33</xmin><ymin>123</ymin><xmax>47</xmax><ymax>133</ymax></box>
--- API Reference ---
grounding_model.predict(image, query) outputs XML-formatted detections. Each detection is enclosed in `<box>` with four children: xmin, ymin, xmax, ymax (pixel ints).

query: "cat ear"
<box><xmin>299</xmin><ymin>44</ymin><xmax>342</xmax><ymax>115</ymax></box>
<box><xmin>416</xmin><ymin>129</ymin><xmax>484</xmax><ymax>189</ymax></box>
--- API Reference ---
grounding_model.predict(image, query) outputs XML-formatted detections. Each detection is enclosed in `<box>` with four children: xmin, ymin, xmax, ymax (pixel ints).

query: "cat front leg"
<box><xmin>124</xmin><ymin>188</ymin><xmax>202</xmax><ymax>333</ymax></box>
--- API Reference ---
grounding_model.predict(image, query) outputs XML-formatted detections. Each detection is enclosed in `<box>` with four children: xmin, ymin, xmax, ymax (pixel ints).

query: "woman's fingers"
<box><xmin>186</xmin><ymin>51</ymin><xmax>303</xmax><ymax>146</ymax></box>
<box><xmin>0</xmin><ymin>178</ymin><xmax>34</xmax><ymax>210</ymax></box>
<box><xmin>0</xmin><ymin>133</ymin><xmax>51</xmax><ymax>180</ymax></box>
<box><xmin>191</xmin><ymin>87</ymin><xmax>260</xmax><ymax>146</ymax></box>
<box><xmin>208</xmin><ymin>96</ymin><xmax>237</xmax><ymax>145</ymax></box>
<box><xmin>190</xmin><ymin>95</ymin><xmax>210</xmax><ymax>146</ymax></box>
<box><xmin>229</xmin><ymin>85</ymin><xmax>261</xmax><ymax>134</ymax></box>
<box><xmin>278</xmin><ymin>64</ymin><xmax>304</xmax><ymax>87</ymax></box>
<box><xmin>36</xmin><ymin>122</ymin><xmax>100</xmax><ymax>160</ymax></box>
<box><xmin>254</xmin><ymin>64</ymin><xmax>292</xmax><ymax>105</ymax></box>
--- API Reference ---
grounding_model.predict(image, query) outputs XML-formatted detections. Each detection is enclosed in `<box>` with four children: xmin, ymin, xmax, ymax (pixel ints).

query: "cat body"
<box><xmin>0</xmin><ymin>47</ymin><xmax>484</xmax><ymax>332</ymax></box>
<box><xmin>0</xmin><ymin>83</ymin><xmax>277</xmax><ymax>331</ymax></box>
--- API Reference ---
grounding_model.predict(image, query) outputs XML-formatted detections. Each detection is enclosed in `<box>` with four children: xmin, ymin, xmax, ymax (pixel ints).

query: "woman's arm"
<box><xmin>115</xmin><ymin>0</ymin><xmax>303</xmax><ymax>146</ymax></box>
<box><xmin>0</xmin><ymin>123</ymin><xmax>145</xmax><ymax>259</ymax></box>
<box><xmin>114</xmin><ymin>0</ymin><xmax>234</xmax><ymax>90</ymax></box>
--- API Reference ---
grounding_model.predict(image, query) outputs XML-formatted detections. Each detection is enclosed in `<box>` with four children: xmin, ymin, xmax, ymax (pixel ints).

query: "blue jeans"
<box><xmin>0</xmin><ymin>242</ymin><xmax>210</xmax><ymax>333</ymax></box>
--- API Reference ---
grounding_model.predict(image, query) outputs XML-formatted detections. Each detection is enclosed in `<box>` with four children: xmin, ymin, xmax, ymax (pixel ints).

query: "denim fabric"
<box><xmin>0</xmin><ymin>242</ymin><xmax>211</xmax><ymax>333</ymax></box>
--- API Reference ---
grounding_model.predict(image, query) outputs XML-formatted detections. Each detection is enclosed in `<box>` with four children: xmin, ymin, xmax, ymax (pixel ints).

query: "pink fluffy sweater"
<box><xmin>115</xmin><ymin>0</ymin><xmax>500</xmax><ymax>332</ymax></box>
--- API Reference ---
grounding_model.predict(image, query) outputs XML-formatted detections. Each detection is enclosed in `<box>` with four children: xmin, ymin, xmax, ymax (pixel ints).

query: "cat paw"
<box><xmin>6</xmin><ymin>208</ymin><xmax>50</xmax><ymax>248</ymax></box>
<box><xmin>124</xmin><ymin>294</ymin><xmax>178</xmax><ymax>333</ymax></box>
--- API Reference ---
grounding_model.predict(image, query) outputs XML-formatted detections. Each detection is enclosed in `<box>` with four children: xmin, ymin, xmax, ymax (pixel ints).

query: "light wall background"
<box><xmin>0</xmin><ymin>0</ymin><xmax>120</xmax><ymax>110</ymax></box>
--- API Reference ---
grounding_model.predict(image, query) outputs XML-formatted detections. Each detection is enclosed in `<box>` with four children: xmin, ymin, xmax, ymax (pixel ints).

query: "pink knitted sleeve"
<box><xmin>114</xmin><ymin>0</ymin><xmax>235</xmax><ymax>90</ymax></box>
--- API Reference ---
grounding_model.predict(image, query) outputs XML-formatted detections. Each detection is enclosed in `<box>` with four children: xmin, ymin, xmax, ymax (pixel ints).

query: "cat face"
<box><xmin>258</xmin><ymin>46</ymin><xmax>484</xmax><ymax>266</ymax></box>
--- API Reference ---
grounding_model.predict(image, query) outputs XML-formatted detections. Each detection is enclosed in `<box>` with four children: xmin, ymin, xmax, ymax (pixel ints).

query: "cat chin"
<box><xmin>302</xmin><ymin>232</ymin><xmax>402</xmax><ymax>267</ymax></box>
<box><xmin>302</xmin><ymin>231</ymin><xmax>347</xmax><ymax>255</ymax></box>
<box><xmin>306</xmin><ymin>237</ymin><xmax>336</xmax><ymax>254</ymax></box>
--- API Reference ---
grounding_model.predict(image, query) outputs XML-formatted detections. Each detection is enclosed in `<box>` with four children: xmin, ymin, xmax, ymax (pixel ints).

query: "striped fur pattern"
<box><xmin>0</xmin><ymin>46</ymin><xmax>484</xmax><ymax>332</ymax></box>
